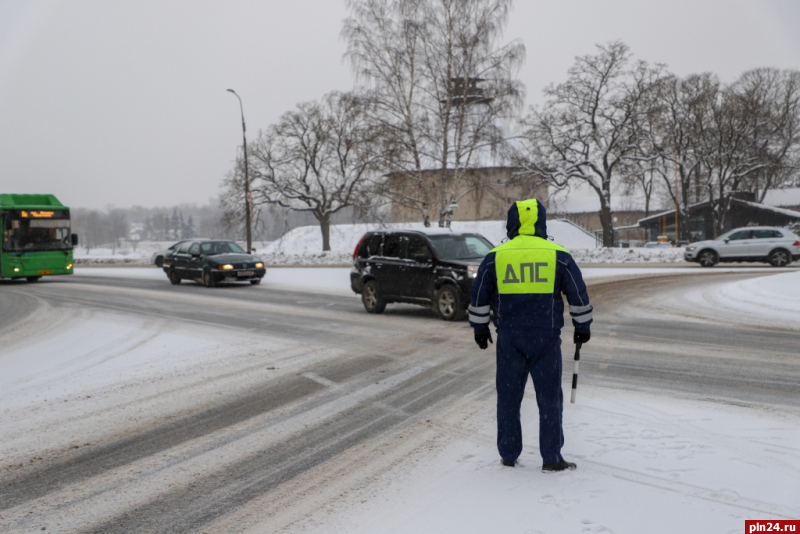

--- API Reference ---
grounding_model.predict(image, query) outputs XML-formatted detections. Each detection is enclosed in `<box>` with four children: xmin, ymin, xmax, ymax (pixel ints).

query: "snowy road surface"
<box><xmin>0</xmin><ymin>267</ymin><xmax>798</xmax><ymax>533</ymax></box>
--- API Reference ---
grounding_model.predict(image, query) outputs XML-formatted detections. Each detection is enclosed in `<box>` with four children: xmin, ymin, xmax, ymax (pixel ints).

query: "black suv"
<box><xmin>350</xmin><ymin>229</ymin><xmax>494</xmax><ymax>320</ymax></box>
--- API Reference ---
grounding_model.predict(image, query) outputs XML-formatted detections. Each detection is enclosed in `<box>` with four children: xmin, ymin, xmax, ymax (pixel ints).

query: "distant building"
<box><xmin>638</xmin><ymin>191</ymin><xmax>800</xmax><ymax>242</ymax></box>
<box><xmin>388</xmin><ymin>167</ymin><xmax>546</xmax><ymax>223</ymax></box>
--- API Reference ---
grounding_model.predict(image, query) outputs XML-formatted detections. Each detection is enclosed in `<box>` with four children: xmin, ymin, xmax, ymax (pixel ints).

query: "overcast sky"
<box><xmin>1</xmin><ymin>0</ymin><xmax>799</xmax><ymax>210</ymax></box>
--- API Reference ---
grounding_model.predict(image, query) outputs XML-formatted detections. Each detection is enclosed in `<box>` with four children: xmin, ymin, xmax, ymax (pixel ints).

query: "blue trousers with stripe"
<box><xmin>496</xmin><ymin>330</ymin><xmax>564</xmax><ymax>465</ymax></box>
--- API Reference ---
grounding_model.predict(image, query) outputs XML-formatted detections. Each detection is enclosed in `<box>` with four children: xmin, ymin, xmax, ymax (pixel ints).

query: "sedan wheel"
<box><xmin>155</xmin><ymin>256</ymin><xmax>164</xmax><ymax>267</ymax></box>
<box><xmin>361</xmin><ymin>280</ymin><xmax>386</xmax><ymax>314</ymax></box>
<box><xmin>250</xmin><ymin>278</ymin><xmax>261</xmax><ymax>285</ymax></box>
<box><xmin>202</xmin><ymin>270</ymin><xmax>217</xmax><ymax>288</ymax></box>
<box><xmin>436</xmin><ymin>285</ymin><xmax>465</xmax><ymax>321</ymax></box>
<box><xmin>168</xmin><ymin>268</ymin><xmax>181</xmax><ymax>285</ymax></box>
<box><xmin>697</xmin><ymin>250</ymin><xmax>718</xmax><ymax>268</ymax></box>
<box><xmin>768</xmin><ymin>249</ymin><xmax>791</xmax><ymax>267</ymax></box>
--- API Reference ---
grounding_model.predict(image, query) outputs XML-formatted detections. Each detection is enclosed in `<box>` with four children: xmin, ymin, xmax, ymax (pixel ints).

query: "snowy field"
<box><xmin>74</xmin><ymin>219</ymin><xmax>691</xmax><ymax>266</ymax></box>
<box><xmin>5</xmin><ymin>267</ymin><xmax>797</xmax><ymax>532</ymax></box>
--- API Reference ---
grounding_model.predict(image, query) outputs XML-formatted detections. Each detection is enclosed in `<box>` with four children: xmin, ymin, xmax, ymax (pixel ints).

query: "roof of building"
<box><xmin>638</xmin><ymin>197</ymin><xmax>800</xmax><ymax>226</ymax></box>
<box><xmin>762</xmin><ymin>187</ymin><xmax>800</xmax><ymax>207</ymax></box>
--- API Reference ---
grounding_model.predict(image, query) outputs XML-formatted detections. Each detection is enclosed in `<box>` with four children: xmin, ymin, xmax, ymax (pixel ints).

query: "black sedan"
<box><xmin>162</xmin><ymin>239</ymin><xmax>266</xmax><ymax>287</ymax></box>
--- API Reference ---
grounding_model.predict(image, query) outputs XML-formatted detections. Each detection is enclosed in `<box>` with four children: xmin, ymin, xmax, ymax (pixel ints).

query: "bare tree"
<box><xmin>220</xmin><ymin>157</ymin><xmax>267</xmax><ymax>242</ymax></box>
<box><xmin>638</xmin><ymin>73</ymin><xmax>720</xmax><ymax>240</ymax></box>
<box><xmin>735</xmin><ymin>68</ymin><xmax>800</xmax><ymax>203</ymax></box>
<box><xmin>247</xmin><ymin>91</ymin><xmax>379</xmax><ymax>251</ymax></box>
<box><xmin>516</xmin><ymin>42</ymin><xmax>662</xmax><ymax>247</ymax></box>
<box><xmin>343</xmin><ymin>0</ymin><xmax>524</xmax><ymax>226</ymax></box>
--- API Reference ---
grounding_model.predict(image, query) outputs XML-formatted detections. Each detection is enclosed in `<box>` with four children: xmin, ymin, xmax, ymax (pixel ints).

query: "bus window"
<box><xmin>1</xmin><ymin>211</ymin><xmax>72</xmax><ymax>252</ymax></box>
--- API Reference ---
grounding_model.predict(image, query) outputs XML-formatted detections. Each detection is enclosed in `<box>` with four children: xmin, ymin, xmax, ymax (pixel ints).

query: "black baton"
<box><xmin>570</xmin><ymin>342</ymin><xmax>581</xmax><ymax>404</ymax></box>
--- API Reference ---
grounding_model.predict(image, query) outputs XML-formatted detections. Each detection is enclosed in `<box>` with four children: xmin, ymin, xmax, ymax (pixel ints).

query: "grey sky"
<box><xmin>1</xmin><ymin>0</ymin><xmax>799</xmax><ymax>210</ymax></box>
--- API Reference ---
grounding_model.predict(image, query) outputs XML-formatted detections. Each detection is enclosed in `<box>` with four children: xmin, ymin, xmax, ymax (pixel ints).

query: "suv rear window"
<box><xmin>358</xmin><ymin>233</ymin><xmax>383</xmax><ymax>258</ymax></box>
<box><xmin>383</xmin><ymin>234</ymin><xmax>404</xmax><ymax>258</ymax></box>
<box><xmin>428</xmin><ymin>234</ymin><xmax>493</xmax><ymax>260</ymax></box>
<box><xmin>752</xmin><ymin>229</ymin><xmax>783</xmax><ymax>238</ymax></box>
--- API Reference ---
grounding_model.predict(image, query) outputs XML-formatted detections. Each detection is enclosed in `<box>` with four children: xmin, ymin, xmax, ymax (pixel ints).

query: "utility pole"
<box><xmin>227</xmin><ymin>89</ymin><xmax>252</xmax><ymax>252</ymax></box>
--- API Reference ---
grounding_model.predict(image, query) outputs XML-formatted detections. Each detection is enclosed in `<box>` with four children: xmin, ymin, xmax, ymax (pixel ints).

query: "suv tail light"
<box><xmin>794</xmin><ymin>240</ymin><xmax>800</xmax><ymax>246</ymax></box>
<box><xmin>353</xmin><ymin>233</ymin><xmax>367</xmax><ymax>260</ymax></box>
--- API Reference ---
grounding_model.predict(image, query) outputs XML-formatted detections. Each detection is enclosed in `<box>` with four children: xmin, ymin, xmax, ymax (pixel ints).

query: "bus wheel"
<box><xmin>26</xmin><ymin>276</ymin><xmax>41</xmax><ymax>282</ymax></box>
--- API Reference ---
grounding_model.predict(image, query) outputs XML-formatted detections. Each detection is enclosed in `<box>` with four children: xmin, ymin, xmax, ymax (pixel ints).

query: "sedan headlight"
<box><xmin>218</xmin><ymin>264</ymin><xmax>234</xmax><ymax>270</ymax></box>
<box><xmin>467</xmin><ymin>265</ymin><xmax>479</xmax><ymax>278</ymax></box>
<box><xmin>255</xmin><ymin>262</ymin><xmax>264</xmax><ymax>269</ymax></box>
<box><xmin>686</xmin><ymin>246</ymin><xmax>696</xmax><ymax>252</ymax></box>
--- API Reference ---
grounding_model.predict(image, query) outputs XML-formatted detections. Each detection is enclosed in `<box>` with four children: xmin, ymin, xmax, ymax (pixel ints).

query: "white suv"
<box><xmin>684</xmin><ymin>226</ymin><xmax>800</xmax><ymax>267</ymax></box>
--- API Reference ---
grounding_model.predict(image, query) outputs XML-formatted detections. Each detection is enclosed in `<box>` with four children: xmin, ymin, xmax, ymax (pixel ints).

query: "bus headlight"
<box><xmin>66</xmin><ymin>263</ymin><xmax>73</xmax><ymax>269</ymax></box>
<box><xmin>218</xmin><ymin>264</ymin><xmax>234</xmax><ymax>270</ymax></box>
<box><xmin>467</xmin><ymin>265</ymin><xmax>479</xmax><ymax>278</ymax></box>
<box><xmin>13</xmin><ymin>267</ymin><xmax>20</xmax><ymax>272</ymax></box>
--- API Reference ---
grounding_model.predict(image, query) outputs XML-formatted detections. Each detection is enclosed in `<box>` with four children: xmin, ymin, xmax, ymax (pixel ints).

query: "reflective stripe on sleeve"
<box><xmin>572</xmin><ymin>312</ymin><xmax>592</xmax><ymax>323</ymax></box>
<box><xmin>469</xmin><ymin>313</ymin><xmax>490</xmax><ymax>324</ymax></box>
<box><xmin>468</xmin><ymin>304</ymin><xmax>490</xmax><ymax>314</ymax></box>
<box><xmin>569</xmin><ymin>304</ymin><xmax>593</xmax><ymax>314</ymax></box>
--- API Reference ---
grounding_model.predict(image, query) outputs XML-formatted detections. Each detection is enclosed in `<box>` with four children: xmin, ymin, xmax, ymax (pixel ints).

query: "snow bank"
<box><xmin>260</xmin><ymin>219</ymin><xmax>599</xmax><ymax>265</ymax></box>
<box><xmin>572</xmin><ymin>246</ymin><xmax>686</xmax><ymax>264</ymax></box>
<box><xmin>71</xmin><ymin>224</ymin><xmax>691</xmax><ymax>267</ymax></box>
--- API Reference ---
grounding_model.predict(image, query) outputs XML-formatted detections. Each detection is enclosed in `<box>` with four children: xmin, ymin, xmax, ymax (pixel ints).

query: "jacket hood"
<box><xmin>506</xmin><ymin>198</ymin><xmax>548</xmax><ymax>239</ymax></box>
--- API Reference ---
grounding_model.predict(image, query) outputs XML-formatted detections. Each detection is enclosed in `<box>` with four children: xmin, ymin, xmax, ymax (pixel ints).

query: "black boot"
<box><xmin>542</xmin><ymin>460</ymin><xmax>576</xmax><ymax>472</ymax></box>
<box><xmin>501</xmin><ymin>459</ymin><xmax>516</xmax><ymax>467</ymax></box>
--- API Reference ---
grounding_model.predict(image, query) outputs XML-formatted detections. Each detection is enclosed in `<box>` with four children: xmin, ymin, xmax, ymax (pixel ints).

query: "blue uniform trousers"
<box><xmin>496</xmin><ymin>330</ymin><xmax>564</xmax><ymax>465</ymax></box>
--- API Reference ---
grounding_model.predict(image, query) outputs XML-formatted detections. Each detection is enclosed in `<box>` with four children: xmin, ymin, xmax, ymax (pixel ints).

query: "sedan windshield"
<box><xmin>199</xmin><ymin>241</ymin><xmax>246</xmax><ymax>255</ymax></box>
<box><xmin>428</xmin><ymin>234</ymin><xmax>493</xmax><ymax>260</ymax></box>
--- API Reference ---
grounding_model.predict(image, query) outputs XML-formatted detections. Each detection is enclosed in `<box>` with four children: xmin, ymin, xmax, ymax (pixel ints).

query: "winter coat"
<box><xmin>468</xmin><ymin>198</ymin><xmax>593</xmax><ymax>335</ymax></box>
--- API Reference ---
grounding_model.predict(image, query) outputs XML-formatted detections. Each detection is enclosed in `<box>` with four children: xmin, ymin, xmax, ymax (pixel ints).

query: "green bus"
<box><xmin>1</xmin><ymin>194</ymin><xmax>78</xmax><ymax>281</ymax></box>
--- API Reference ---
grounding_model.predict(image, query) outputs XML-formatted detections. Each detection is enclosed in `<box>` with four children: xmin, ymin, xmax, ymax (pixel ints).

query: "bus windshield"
<box><xmin>2</xmin><ymin>210</ymin><xmax>72</xmax><ymax>252</ymax></box>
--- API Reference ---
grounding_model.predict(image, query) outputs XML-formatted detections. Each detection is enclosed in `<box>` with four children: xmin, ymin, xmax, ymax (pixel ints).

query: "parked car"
<box><xmin>162</xmin><ymin>239</ymin><xmax>266</xmax><ymax>286</ymax></box>
<box><xmin>350</xmin><ymin>229</ymin><xmax>494</xmax><ymax>320</ymax></box>
<box><xmin>644</xmin><ymin>241</ymin><xmax>673</xmax><ymax>249</ymax></box>
<box><xmin>151</xmin><ymin>240</ymin><xmax>196</xmax><ymax>267</ymax></box>
<box><xmin>684</xmin><ymin>226</ymin><xmax>800</xmax><ymax>267</ymax></box>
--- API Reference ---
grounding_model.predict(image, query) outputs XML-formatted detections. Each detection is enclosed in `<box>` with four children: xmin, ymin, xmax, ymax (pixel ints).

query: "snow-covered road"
<box><xmin>0</xmin><ymin>267</ymin><xmax>798</xmax><ymax>533</ymax></box>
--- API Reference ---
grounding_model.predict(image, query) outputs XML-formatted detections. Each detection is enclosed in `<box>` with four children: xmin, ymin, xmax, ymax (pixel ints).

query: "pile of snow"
<box><xmin>74</xmin><ymin>245</ymin><xmax>156</xmax><ymax>265</ymax></box>
<box><xmin>573</xmin><ymin>246</ymin><xmax>685</xmax><ymax>264</ymax></box>
<box><xmin>71</xmin><ymin>223</ymin><xmax>692</xmax><ymax>267</ymax></box>
<box><xmin>261</xmin><ymin>219</ymin><xmax>599</xmax><ymax>265</ymax></box>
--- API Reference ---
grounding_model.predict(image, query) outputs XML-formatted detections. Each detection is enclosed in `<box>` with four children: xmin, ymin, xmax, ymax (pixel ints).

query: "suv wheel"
<box><xmin>768</xmin><ymin>249</ymin><xmax>791</xmax><ymax>267</ymax></box>
<box><xmin>202</xmin><ymin>269</ymin><xmax>217</xmax><ymax>288</ymax></box>
<box><xmin>697</xmin><ymin>249</ymin><xmax>718</xmax><ymax>268</ymax></box>
<box><xmin>155</xmin><ymin>256</ymin><xmax>164</xmax><ymax>267</ymax></box>
<box><xmin>168</xmin><ymin>268</ymin><xmax>181</xmax><ymax>285</ymax></box>
<box><xmin>435</xmin><ymin>285</ymin><xmax>465</xmax><ymax>321</ymax></box>
<box><xmin>362</xmin><ymin>280</ymin><xmax>386</xmax><ymax>314</ymax></box>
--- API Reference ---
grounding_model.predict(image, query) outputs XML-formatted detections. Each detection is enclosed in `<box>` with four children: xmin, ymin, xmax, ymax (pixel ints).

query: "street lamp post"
<box><xmin>227</xmin><ymin>88</ymin><xmax>252</xmax><ymax>252</ymax></box>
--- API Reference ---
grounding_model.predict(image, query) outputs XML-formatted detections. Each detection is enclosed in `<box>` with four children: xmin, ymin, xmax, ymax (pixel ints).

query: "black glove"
<box><xmin>475</xmin><ymin>331</ymin><xmax>493</xmax><ymax>350</ymax></box>
<box><xmin>574</xmin><ymin>330</ymin><xmax>591</xmax><ymax>345</ymax></box>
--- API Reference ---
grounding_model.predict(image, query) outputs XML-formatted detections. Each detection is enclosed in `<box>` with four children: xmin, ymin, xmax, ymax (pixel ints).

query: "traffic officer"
<box><xmin>468</xmin><ymin>198</ymin><xmax>592</xmax><ymax>472</ymax></box>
